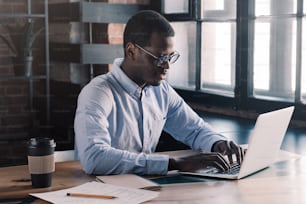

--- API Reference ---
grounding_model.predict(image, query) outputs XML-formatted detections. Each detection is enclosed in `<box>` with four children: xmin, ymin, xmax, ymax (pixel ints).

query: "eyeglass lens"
<box><xmin>157</xmin><ymin>52</ymin><xmax>180</xmax><ymax>66</ymax></box>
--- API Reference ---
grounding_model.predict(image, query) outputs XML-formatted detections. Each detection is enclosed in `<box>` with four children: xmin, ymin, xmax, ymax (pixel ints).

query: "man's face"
<box><xmin>133</xmin><ymin>33</ymin><xmax>175</xmax><ymax>87</ymax></box>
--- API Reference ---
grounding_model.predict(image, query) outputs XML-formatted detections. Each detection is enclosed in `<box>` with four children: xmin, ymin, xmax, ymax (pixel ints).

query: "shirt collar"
<box><xmin>111</xmin><ymin>58</ymin><xmax>148</xmax><ymax>99</ymax></box>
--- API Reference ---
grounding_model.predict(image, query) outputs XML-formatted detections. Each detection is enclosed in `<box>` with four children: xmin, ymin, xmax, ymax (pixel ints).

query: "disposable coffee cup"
<box><xmin>27</xmin><ymin>137</ymin><xmax>56</xmax><ymax>188</ymax></box>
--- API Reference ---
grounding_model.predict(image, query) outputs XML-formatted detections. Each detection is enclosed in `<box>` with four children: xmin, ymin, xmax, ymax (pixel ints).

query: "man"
<box><xmin>74</xmin><ymin>10</ymin><xmax>244</xmax><ymax>175</ymax></box>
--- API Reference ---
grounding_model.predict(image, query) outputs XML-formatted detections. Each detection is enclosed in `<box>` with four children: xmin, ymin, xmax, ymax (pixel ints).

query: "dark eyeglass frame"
<box><xmin>135</xmin><ymin>44</ymin><xmax>180</xmax><ymax>67</ymax></box>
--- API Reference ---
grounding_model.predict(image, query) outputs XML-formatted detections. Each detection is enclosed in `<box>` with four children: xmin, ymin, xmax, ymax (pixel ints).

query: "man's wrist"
<box><xmin>211</xmin><ymin>140</ymin><xmax>226</xmax><ymax>152</ymax></box>
<box><xmin>168</xmin><ymin>158</ymin><xmax>178</xmax><ymax>171</ymax></box>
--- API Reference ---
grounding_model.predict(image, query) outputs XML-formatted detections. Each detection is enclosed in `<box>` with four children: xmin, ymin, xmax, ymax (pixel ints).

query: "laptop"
<box><xmin>180</xmin><ymin>106</ymin><xmax>295</xmax><ymax>180</ymax></box>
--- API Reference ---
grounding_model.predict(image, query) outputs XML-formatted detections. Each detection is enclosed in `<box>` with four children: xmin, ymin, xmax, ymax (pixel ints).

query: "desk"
<box><xmin>0</xmin><ymin>161</ymin><xmax>94</xmax><ymax>201</ymax></box>
<box><xmin>0</xmin><ymin>150</ymin><xmax>305</xmax><ymax>204</ymax></box>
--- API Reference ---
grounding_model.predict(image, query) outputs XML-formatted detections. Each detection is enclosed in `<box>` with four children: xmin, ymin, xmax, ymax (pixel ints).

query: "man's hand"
<box><xmin>211</xmin><ymin>140</ymin><xmax>244</xmax><ymax>165</ymax></box>
<box><xmin>168</xmin><ymin>152</ymin><xmax>231</xmax><ymax>172</ymax></box>
<box><xmin>168</xmin><ymin>140</ymin><xmax>244</xmax><ymax>173</ymax></box>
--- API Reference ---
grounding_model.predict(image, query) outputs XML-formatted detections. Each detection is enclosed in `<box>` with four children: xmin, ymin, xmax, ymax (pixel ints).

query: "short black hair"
<box><xmin>123</xmin><ymin>10</ymin><xmax>175</xmax><ymax>48</ymax></box>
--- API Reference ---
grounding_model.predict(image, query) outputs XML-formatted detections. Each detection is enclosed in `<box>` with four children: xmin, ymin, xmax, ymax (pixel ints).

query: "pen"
<box><xmin>66</xmin><ymin>192</ymin><xmax>117</xmax><ymax>199</ymax></box>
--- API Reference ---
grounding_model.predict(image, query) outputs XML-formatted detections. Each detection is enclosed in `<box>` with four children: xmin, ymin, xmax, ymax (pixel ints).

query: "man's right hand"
<box><xmin>168</xmin><ymin>152</ymin><xmax>231</xmax><ymax>172</ymax></box>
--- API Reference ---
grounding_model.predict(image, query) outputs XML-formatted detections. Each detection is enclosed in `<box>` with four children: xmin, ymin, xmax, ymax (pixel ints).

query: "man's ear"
<box><xmin>125</xmin><ymin>42</ymin><xmax>137</xmax><ymax>60</ymax></box>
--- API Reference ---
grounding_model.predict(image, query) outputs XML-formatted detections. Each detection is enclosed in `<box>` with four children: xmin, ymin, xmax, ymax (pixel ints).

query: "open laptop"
<box><xmin>180</xmin><ymin>106</ymin><xmax>295</xmax><ymax>180</ymax></box>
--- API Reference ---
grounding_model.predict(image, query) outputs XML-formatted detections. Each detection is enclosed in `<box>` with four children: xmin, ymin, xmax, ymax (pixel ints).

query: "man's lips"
<box><xmin>161</xmin><ymin>69</ymin><xmax>168</xmax><ymax>75</ymax></box>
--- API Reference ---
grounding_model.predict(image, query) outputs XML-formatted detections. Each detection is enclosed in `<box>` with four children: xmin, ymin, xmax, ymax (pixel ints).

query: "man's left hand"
<box><xmin>212</xmin><ymin>140</ymin><xmax>244</xmax><ymax>165</ymax></box>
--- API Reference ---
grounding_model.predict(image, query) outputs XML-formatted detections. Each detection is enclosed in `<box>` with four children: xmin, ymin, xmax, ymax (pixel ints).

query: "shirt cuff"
<box><xmin>145</xmin><ymin>154</ymin><xmax>169</xmax><ymax>175</ymax></box>
<box><xmin>202</xmin><ymin>134</ymin><xmax>228</xmax><ymax>152</ymax></box>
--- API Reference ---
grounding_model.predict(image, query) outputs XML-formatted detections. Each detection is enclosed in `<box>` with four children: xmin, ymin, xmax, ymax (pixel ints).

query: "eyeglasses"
<box><xmin>135</xmin><ymin>44</ymin><xmax>180</xmax><ymax>67</ymax></box>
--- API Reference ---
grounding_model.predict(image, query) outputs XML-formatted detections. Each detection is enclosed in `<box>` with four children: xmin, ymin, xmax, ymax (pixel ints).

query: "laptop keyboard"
<box><xmin>221</xmin><ymin>162</ymin><xmax>240</xmax><ymax>175</ymax></box>
<box><xmin>196</xmin><ymin>162</ymin><xmax>241</xmax><ymax>175</ymax></box>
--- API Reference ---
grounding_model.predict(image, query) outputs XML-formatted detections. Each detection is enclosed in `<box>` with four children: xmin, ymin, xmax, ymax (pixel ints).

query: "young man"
<box><xmin>74</xmin><ymin>10</ymin><xmax>244</xmax><ymax>175</ymax></box>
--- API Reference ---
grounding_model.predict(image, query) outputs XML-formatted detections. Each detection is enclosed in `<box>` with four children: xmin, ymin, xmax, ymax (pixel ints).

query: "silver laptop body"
<box><xmin>180</xmin><ymin>106</ymin><xmax>295</xmax><ymax>179</ymax></box>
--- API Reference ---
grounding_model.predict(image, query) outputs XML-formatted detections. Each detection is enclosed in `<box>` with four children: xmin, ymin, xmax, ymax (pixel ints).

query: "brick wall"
<box><xmin>0</xmin><ymin>0</ymin><xmax>46</xmax><ymax>166</ymax></box>
<box><xmin>0</xmin><ymin>0</ymin><xmax>150</xmax><ymax>167</ymax></box>
<box><xmin>0</xmin><ymin>1</ymin><xmax>26</xmax><ymax>138</ymax></box>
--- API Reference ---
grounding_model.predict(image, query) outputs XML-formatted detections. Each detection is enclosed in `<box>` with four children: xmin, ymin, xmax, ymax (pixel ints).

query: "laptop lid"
<box><xmin>237</xmin><ymin>106</ymin><xmax>294</xmax><ymax>179</ymax></box>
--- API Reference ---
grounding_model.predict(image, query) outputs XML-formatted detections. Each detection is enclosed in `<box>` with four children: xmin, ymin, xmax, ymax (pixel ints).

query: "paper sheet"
<box><xmin>96</xmin><ymin>174</ymin><xmax>161</xmax><ymax>190</ymax></box>
<box><xmin>30</xmin><ymin>181</ymin><xmax>159</xmax><ymax>204</ymax></box>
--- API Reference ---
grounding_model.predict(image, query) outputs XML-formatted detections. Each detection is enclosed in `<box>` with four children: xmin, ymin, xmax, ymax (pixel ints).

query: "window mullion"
<box><xmin>235</xmin><ymin>0</ymin><xmax>251</xmax><ymax>109</ymax></box>
<box><xmin>295</xmin><ymin>0</ymin><xmax>303</xmax><ymax>103</ymax></box>
<box><xmin>196</xmin><ymin>20</ymin><xmax>202</xmax><ymax>91</ymax></box>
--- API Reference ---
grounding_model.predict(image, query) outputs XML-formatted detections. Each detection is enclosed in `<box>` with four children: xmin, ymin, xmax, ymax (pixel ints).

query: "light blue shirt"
<box><xmin>74</xmin><ymin>58</ymin><xmax>226</xmax><ymax>175</ymax></box>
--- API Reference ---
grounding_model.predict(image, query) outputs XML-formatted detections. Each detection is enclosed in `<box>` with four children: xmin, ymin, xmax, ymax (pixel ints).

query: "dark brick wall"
<box><xmin>0</xmin><ymin>0</ymin><xmax>150</xmax><ymax>167</ymax></box>
<box><xmin>0</xmin><ymin>0</ymin><xmax>46</xmax><ymax>166</ymax></box>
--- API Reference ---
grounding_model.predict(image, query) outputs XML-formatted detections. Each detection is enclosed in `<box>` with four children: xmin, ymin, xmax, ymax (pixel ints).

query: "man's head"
<box><xmin>121</xmin><ymin>10</ymin><xmax>180</xmax><ymax>87</ymax></box>
<box><xmin>123</xmin><ymin>10</ymin><xmax>175</xmax><ymax>48</ymax></box>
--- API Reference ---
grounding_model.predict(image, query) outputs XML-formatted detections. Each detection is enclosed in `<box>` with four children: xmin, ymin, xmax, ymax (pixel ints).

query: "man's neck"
<box><xmin>120</xmin><ymin>62</ymin><xmax>146</xmax><ymax>88</ymax></box>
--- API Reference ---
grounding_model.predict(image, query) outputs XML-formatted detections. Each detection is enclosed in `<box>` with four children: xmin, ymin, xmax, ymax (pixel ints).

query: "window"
<box><xmin>154</xmin><ymin>0</ymin><xmax>306</xmax><ymax>115</ymax></box>
<box><xmin>201</xmin><ymin>22</ymin><xmax>236</xmax><ymax>96</ymax></box>
<box><xmin>201</xmin><ymin>1</ymin><xmax>236</xmax><ymax>96</ymax></box>
<box><xmin>301</xmin><ymin>2</ymin><xmax>306</xmax><ymax>103</ymax></box>
<box><xmin>250</xmin><ymin>0</ymin><xmax>297</xmax><ymax>101</ymax></box>
<box><xmin>163</xmin><ymin>0</ymin><xmax>237</xmax><ymax>96</ymax></box>
<box><xmin>162</xmin><ymin>0</ymin><xmax>189</xmax><ymax>14</ymax></box>
<box><xmin>167</xmin><ymin>22</ymin><xmax>196</xmax><ymax>90</ymax></box>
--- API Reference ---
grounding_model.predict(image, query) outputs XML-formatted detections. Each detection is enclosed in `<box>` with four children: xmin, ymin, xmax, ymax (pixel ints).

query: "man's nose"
<box><xmin>160</xmin><ymin>61</ymin><xmax>170</xmax><ymax>69</ymax></box>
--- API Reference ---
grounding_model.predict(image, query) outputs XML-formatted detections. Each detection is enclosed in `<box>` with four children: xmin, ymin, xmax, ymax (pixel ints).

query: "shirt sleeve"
<box><xmin>74</xmin><ymin>82</ymin><xmax>169</xmax><ymax>175</ymax></box>
<box><xmin>163</xmin><ymin>85</ymin><xmax>227</xmax><ymax>152</ymax></box>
